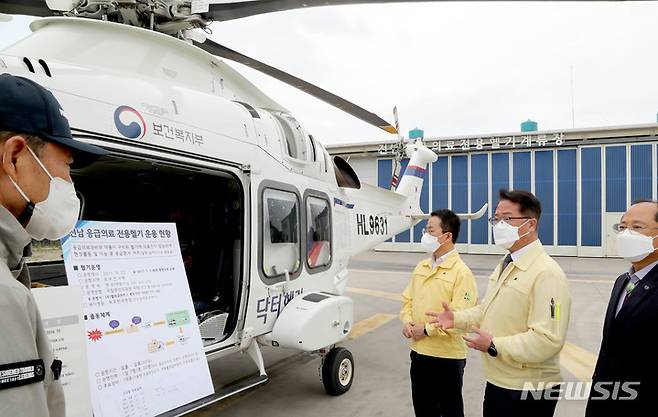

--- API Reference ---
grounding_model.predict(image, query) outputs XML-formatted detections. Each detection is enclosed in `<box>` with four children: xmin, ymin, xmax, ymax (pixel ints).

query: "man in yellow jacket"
<box><xmin>428</xmin><ymin>189</ymin><xmax>571</xmax><ymax>417</ymax></box>
<box><xmin>401</xmin><ymin>209</ymin><xmax>477</xmax><ymax>417</ymax></box>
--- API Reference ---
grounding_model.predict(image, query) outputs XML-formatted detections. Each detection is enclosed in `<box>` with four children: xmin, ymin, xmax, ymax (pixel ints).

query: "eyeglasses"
<box><xmin>487</xmin><ymin>216</ymin><xmax>530</xmax><ymax>226</ymax></box>
<box><xmin>613</xmin><ymin>224</ymin><xmax>658</xmax><ymax>233</ymax></box>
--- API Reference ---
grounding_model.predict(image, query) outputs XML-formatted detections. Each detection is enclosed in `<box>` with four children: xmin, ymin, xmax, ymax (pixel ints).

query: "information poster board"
<box><xmin>62</xmin><ymin>221</ymin><xmax>214</xmax><ymax>417</ymax></box>
<box><xmin>32</xmin><ymin>286</ymin><xmax>93</xmax><ymax>417</ymax></box>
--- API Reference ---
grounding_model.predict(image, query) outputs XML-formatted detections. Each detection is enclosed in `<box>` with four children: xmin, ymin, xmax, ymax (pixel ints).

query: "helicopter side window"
<box><xmin>306</xmin><ymin>196</ymin><xmax>332</xmax><ymax>270</ymax></box>
<box><xmin>263</xmin><ymin>189</ymin><xmax>301</xmax><ymax>278</ymax></box>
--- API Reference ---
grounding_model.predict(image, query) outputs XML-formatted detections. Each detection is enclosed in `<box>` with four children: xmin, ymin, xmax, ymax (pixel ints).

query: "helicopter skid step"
<box><xmin>155</xmin><ymin>374</ymin><xmax>269</xmax><ymax>417</ymax></box>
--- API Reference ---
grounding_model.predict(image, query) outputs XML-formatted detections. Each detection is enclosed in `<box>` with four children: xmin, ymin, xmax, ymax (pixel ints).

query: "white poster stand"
<box><xmin>62</xmin><ymin>221</ymin><xmax>214</xmax><ymax>417</ymax></box>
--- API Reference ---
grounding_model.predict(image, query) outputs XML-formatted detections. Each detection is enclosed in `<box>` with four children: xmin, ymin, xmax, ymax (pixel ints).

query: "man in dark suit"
<box><xmin>586</xmin><ymin>201</ymin><xmax>658</xmax><ymax>417</ymax></box>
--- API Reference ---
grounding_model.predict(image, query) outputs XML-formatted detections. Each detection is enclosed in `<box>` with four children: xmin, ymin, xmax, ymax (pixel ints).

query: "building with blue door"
<box><xmin>327</xmin><ymin>123</ymin><xmax>658</xmax><ymax>257</ymax></box>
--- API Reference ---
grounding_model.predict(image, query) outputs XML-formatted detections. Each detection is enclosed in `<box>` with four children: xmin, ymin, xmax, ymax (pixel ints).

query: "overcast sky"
<box><xmin>2</xmin><ymin>2</ymin><xmax>658</xmax><ymax>145</ymax></box>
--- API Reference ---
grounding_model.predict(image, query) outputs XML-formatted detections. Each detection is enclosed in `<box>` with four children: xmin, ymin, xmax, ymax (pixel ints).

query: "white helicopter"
<box><xmin>0</xmin><ymin>0</ymin><xmax>487</xmax><ymax>413</ymax></box>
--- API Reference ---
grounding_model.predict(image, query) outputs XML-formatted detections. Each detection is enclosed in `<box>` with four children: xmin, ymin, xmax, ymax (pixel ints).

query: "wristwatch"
<box><xmin>487</xmin><ymin>341</ymin><xmax>498</xmax><ymax>357</ymax></box>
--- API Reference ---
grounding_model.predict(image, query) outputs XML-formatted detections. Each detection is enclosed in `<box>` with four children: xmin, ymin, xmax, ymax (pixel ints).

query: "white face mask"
<box><xmin>421</xmin><ymin>232</ymin><xmax>445</xmax><ymax>254</ymax></box>
<box><xmin>616</xmin><ymin>229</ymin><xmax>658</xmax><ymax>263</ymax></box>
<box><xmin>7</xmin><ymin>146</ymin><xmax>80</xmax><ymax>241</ymax></box>
<box><xmin>493</xmin><ymin>219</ymin><xmax>530</xmax><ymax>250</ymax></box>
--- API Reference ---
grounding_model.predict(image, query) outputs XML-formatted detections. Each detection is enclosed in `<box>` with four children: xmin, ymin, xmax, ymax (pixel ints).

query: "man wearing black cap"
<box><xmin>0</xmin><ymin>73</ymin><xmax>106</xmax><ymax>417</ymax></box>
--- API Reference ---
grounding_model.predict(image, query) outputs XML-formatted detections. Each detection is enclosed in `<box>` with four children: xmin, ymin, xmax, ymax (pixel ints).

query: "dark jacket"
<box><xmin>586</xmin><ymin>263</ymin><xmax>658</xmax><ymax>417</ymax></box>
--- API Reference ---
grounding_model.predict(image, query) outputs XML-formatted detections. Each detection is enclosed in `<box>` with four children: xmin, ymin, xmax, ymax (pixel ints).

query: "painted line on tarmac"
<box><xmin>193</xmin><ymin>389</ymin><xmax>259</xmax><ymax>416</ymax></box>
<box><xmin>568</xmin><ymin>278</ymin><xmax>613</xmax><ymax>284</ymax></box>
<box><xmin>348</xmin><ymin>268</ymin><xmax>410</xmax><ymax>275</ymax></box>
<box><xmin>346</xmin><ymin>287</ymin><xmax>401</xmax><ymax>302</ymax></box>
<box><xmin>348</xmin><ymin>268</ymin><xmax>614</xmax><ymax>284</ymax></box>
<box><xmin>560</xmin><ymin>341</ymin><xmax>598</xmax><ymax>382</ymax></box>
<box><xmin>346</xmin><ymin>313</ymin><xmax>397</xmax><ymax>340</ymax></box>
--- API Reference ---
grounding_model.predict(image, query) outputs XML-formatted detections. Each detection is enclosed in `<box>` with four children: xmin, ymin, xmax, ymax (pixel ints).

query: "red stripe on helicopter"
<box><xmin>405</xmin><ymin>165</ymin><xmax>427</xmax><ymax>178</ymax></box>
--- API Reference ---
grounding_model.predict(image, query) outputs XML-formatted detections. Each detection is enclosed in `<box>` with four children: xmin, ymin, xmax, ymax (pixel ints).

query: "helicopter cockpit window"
<box><xmin>273</xmin><ymin>114</ymin><xmax>311</xmax><ymax>162</ymax></box>
<box><xmin>306</xmin><ymin>196</ymin><xmax>331</xmax><ymax>269</ymax></box>
<box><xmin>263</xmin><ymin>189</ymin><xmax>301</xmax><ymax>277</ymax></box>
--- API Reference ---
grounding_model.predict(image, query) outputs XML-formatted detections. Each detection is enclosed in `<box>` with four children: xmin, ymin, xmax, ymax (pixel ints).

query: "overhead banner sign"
<box><xmin>62</xmin><ymin>221</ymin><xmax>214</xmax><ymax>417</ymax></box>
<box><xmin>32</xmin><ymin>286</ymin><xmax>93</xmax><ymax>417</ymax></box>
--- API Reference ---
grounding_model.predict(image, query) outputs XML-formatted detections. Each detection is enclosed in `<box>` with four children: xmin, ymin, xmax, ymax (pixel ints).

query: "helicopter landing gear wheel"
<box><xmin>321</xmin><ymin>347</ymin><xmax>354</xmax><ymax>396</ymax></box>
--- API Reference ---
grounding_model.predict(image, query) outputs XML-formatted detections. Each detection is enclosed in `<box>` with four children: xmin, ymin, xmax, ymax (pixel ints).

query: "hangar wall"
<box><xmin>329</xmin><ymin>124</ymin><xmax>658</xmax><ymax>257</ymax></box>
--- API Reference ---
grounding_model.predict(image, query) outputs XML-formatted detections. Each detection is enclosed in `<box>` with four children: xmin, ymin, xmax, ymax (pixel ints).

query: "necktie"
<box><xmin>622</xmin><ymin>274</ymin><xmax>641</xmax><ymax>304</ymax></box>
<box><xmin>616</xmin><ymin>273</ymin><xmax>641</xmax><ymax>315</ymax></box>
<box><xmin>499</xmin><ymin>254</ymin><xmax>513</xmax><ymax>278</ymax></box>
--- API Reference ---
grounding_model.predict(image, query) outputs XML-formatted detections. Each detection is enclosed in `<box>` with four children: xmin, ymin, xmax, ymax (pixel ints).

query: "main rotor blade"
<box><xmin>0</xmin><ymin>0</ymin><xmax>52</xmax><ymax>17</ymax></box>
<box><xmin>203</xmin><ymin>0</ymin><xmax>627</xmax><ymax>22</ymax></box>
<box><xmin>196</xmin><ymin>38</ymin><xmax>398</xmax><ymax>134</ymax></box>
<box><xmin>204</xmin><ymin>0</ymin><xmax>444</xmax><ymax>21</ymax></box>
<box><xmin>0</xmin><ymin>0</ymin><xmax>632</xmax><ymax>22</ymax></box>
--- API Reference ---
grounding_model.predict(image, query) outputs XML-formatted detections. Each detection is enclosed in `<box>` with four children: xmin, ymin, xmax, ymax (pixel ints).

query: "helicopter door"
<box><xmin>38</xmin><ymin>154</ymin><xmax>249</xmax><ymax>348</ymax></box>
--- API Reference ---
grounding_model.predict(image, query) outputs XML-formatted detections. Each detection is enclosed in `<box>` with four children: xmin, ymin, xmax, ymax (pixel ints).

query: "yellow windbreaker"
<box><xmin>400</xmin><ymin>251</ymin><xmax>478</xmax><ymax>359</ymax></box>
<box><xmin>454</xmin><ymin>241</ymin><xmax>572</xmax><ymax>389</ymax></box>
